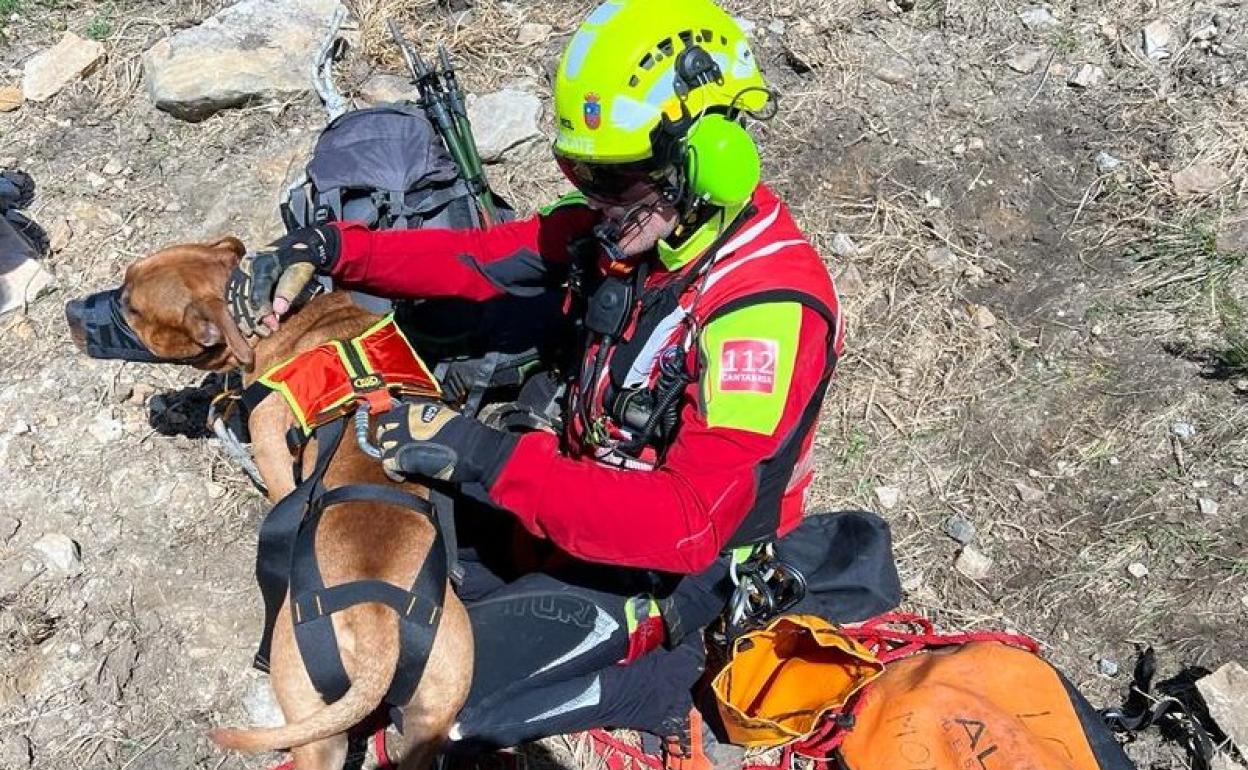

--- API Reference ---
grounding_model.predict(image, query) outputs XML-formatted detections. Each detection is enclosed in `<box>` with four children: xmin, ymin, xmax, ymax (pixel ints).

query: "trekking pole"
<box><xmin>437</xmin><ymin>45</ymin><xmax>498</xmax><ymax>225</ymax></box>
<box><xmin>312</xmin><ymin>5</ymin><xmax>349</xmax><ymax>121</ymax></box>
<box><xmin>388</xmin><ymin>21</ymin><xmax>477</xmax><ymax>202</ymax></box>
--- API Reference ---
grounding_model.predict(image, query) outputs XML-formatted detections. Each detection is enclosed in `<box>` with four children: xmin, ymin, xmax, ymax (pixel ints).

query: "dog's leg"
<box><xmin>270</xmin><ymin>603</ymin><xmax>350</xmax><ymax>770</ymax></box>
<box><xmin>395</xmin><ymin>594</ymin><xmax>475</xmax><ymax>770</ymax></box>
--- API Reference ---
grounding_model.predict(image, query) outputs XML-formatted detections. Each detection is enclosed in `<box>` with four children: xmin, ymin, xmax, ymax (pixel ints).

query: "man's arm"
<box><xmin>483</xmin><ymin>302</ymin><xmax>831</xmax><ymax>574</ymax></box>
<box><xmin>330</xmin><ymin>201</ymin><xmax>599</xmax><ymax>301</ymax></box>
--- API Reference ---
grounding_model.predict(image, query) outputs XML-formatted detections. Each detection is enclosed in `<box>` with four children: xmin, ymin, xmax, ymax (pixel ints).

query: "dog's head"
<box><xmin>65</xmin><ymin>237</ymin><xmax>254</xmax><ymax>370</ymax></box>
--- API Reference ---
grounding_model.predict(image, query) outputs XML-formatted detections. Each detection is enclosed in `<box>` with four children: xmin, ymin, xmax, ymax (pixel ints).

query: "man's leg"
<box><xmin>448</xmin><ymin>571</ymin><xmax>707</xmax><ymax>753</ymax></box>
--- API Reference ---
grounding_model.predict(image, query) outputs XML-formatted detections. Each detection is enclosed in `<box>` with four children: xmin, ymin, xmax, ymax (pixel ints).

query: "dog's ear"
<box><xmin>208</xmin><ymin>237</ymin><xmax>247</xmax><ymax>260</ymax></box>
<box><xmin>184</xmin><ymin>297</ymin><xmax>255</xmax><ymax>370</ymax></box>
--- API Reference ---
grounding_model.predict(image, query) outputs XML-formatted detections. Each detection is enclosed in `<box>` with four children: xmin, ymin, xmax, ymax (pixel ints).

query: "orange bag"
<box><xmin>712</xmin><ymin>614</ymin><xmax>1136</xmax><ymax>770</ymax></box>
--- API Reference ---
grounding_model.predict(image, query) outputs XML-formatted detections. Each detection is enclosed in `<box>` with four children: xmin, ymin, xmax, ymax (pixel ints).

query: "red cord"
<box><xmin>375</xmin><ymin>728</ymin><xmax>394</xmax><ymax>770</ymax></box>
<box><xmin>588</xmin><ymin>729</ymin><xmax>665</xmax><ymax>770</ymax></box>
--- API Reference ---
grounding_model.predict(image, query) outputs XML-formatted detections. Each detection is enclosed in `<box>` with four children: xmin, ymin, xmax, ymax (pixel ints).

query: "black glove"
<box><xmin>376</xmin><ymin>398</ymin><xmax>515</xmax><ymax>484</ymax></box>
<box><xmin>225</xmin><ymin>225</ymin><xmax>340</xmax><ymax>337</ymax></box>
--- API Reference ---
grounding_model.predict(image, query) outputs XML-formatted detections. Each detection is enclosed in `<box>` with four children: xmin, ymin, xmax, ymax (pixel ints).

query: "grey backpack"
<box><xmin>281</xmin><ymin>103</ymin><xmax>490</xmax><ymax>232</ymax></box>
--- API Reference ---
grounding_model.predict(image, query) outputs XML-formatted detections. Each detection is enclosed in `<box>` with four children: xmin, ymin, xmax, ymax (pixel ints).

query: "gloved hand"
<box><xmin>225</xmin><ymin>225</ymin><xmax>340</xmax><ymax>337</ymax></box>
<box><xmin>376</xmin><ymin>398</ymin><xmax>515</xmax><ymax>484</ymax></box>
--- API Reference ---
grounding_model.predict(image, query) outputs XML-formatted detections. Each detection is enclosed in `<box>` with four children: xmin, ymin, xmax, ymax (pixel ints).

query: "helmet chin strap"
<box><xmin>592</xmin><ymin>198</ymin><xmax>673</xmax><ymax>266</ymax></box>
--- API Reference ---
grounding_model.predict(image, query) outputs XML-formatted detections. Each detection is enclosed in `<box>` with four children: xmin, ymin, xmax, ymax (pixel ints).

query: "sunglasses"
<box><xmin>554</xmin><ymin>154</ymin><xmax>674</xmax><ymax>206</ymax></box>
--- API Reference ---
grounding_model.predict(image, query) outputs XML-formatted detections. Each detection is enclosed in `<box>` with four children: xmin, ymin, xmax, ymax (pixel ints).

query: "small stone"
<box><xmin>11</xmin><ymin>420</ymin><xmax>30</xmax><ymax>436</ymax></box>
<box><xmin>88</xmin><ymin>413</ymin><xmax>124</xmax><ymax>444</ymax></box>
<box><xmin>952</xmin><ymin>142</ymin><xmax>967</xmax><ymax>157</ymax></box>
<box><xmin>86</xmin><ymin>172</ymin><xmax>107</xmax><ymax>189</ymax></box>
<box><xmin>111</xmin><ymin>381</ymin><xmax>134</xmax><ymax>404</ymax></box>
<box><xmin>961</xmin><ymin>263</ymin><xmax>986</xmax><ymax>282</ymax></box>
<box><xmin>1095</xmin><ymin>152</ymin><xmax>1123</xmax><ymax>173</ymax></box>
<box><xmin>1014</xmin><ymin>481</ymin><xmax>1046</xmax><ymax>503</ymax></box>
<box><xmin>955</xmin><ymin>546</ymin><xmax>993</xmax><ymax>580</ymax></box>
<box><xmin>1218</xmin><ymin>216</ymin><xmax>1248</xmax><ymax>255</ymax></box>
<box><xmin>101</xmin><ymin>157</ymin><xmax>124</xmax><ymax>176</ymax></box>
<box><xmin>943</xmin><ymin>515</ymin><xmax>976</xmax><ymax>545</ymax></box>
<box><xmin>835</xmin><ymin>263</ymin><xmax>866</xmax><ymax>296</ymax></box>
<box><xmin>1019</xmin><ymin>6</ymin><xmax>1058</xmax><ymax>29</ymax></box>
<box><xmin>1173</xmin><ymin>163</ymin><xmax>1231</xmax><ymax>196</ymax></box>
<box><xmin>31</xmin><ymin>533</ymin><xmax>82</xmax><ymax>576</ymax></box>
<box><xmin>923</xmin><ymin>190</ymin><xmax>942</xmax><ymax>209</ymax></box>
<box><xmin>47</xmin><ymin>217</ymin><xmax>72</xmax><ymax>253</ymax></box>
<box><xmin>164</xmin><ymin>200</ymin><xmax>183</xmax><ymax>213</ymax></box>
<box><xmin>21</xmin><ymin>32</ymin><xmax>106</xmax><ymax>101</ymax></box>
<box><xmin>1198</xmin><ymin>498</ymin><xmax>1219</xmax><ymax>516</ymax></box>
<box><xmin>129</xmin><ymin>383</ymin><xmax>156</xmax><ymax>405</ymax></box>
<box><xmin>1097</xmin><ymin>657</ymin><xmax>1120</xmax><ymax>676</ymax></box>
<box><xmin>1067</xmin><ymin>64</ymin><xmax>1106</xmax><ymax>89</ymax></box>
<box><xmin>967</xmin><ymin>137</ymin><xmax>985</xmax><ymax>152</ymax></box>
<box><xmin>1233</xmin><ymin>473</ymin><xmax>1245</xmax><ymax>488</ymax></box>
<box><xmin>874</xmin><ymin>485</ymin><xmax>901</xmax><ymax>511</ymax></box>
<box><xmin>767</xmin><ymin>20</ymin><xmax>787</xmax><ymax>35</ymax></box>
<box><xmin>516</xmin><ymin>22</ymin><xmax>553</xmax><ymax>45</ymax></box>
<box><xmin>0</xmin><ymin>85</ymin><xmax>23</xmax><ymax>112</ymax></box>
<box><xmin>0</xmin><ymin>734</ymin><xmax>33</xmax><ymax>769</ymax></box>
<box><xmin>831</xmin><ymin>233</ymin><xmax>858</xmax><ymax>258</ymax></box>
<box><xmin>969</xmin><ymin>304</ymin><xmax>997</xmax><ymax>329</ymax></box>
<box><xmin>1195</xmin><ymin>662</ymin><xmax>1248</xmax><ymax>755</ymax></box>
<box><xmin>206</xmin><ymin>481</ymin><xmax>227</xmax><ymax>500</ymax></box>
<box><xmin>1172</xmin><ymin>421</ymin><xmax>1196</xmax><ymax>440</ymax></box>
<box><xmin>1007</xmin><ymin>49</ymin><xmax>1044</xmax><ymax>74</ymax></box>
<box><xmin>873</xmin><ymin>57</ymin><xmax>913</xmax><ymax>86</ymax></box>
<box><xmin>1127</xmin><ymin>561</ymin><xmax>1149</xmax><ymax>579</ymax></box>
<box><xmin>1141</xmin><ymin>19</ymin><xmax>1172</xmax><ymax>60</ymax></box>
<box><xmin>43</xmin><ymin>414</ymin><xmax>59</xmax><ymax>429</ymax></box>
<box><xmin>243</xmin><ymin>676</ymin><xmax>285</xmax><ymax>727</ymax></box>
<box><xmin>0</xmin><ymin>255</ymin><xmax>56</xmax><ymax>316</ymax></box>
<box><xmin>0</xmin><ymin>515</ymin><xmax>20</xmax><ymax>543</ymax></box>
<box><xmin>926</xmin><ymin>245</ymin><xmax>958</xmax><ymax>271</ymax></box>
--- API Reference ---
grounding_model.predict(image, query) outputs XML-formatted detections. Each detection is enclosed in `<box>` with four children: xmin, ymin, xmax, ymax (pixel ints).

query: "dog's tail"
<box><xmin>208</xmin><ymin>606</ymin><xmax>399</xmax><ymax>754</ymax></box>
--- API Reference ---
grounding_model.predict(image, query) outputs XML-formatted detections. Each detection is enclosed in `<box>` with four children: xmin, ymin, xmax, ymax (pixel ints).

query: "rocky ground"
<box><xmin>1</xmin><ymin>0</ymin><xmax>1247</xmax><ymax>768</ymax></box>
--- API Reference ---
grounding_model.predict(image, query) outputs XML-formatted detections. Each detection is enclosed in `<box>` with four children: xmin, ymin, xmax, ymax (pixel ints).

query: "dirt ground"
<box><xmin>1</xmin><ymin>0</ymin><xmax>1246</xmax><ymax>768</ymax></box>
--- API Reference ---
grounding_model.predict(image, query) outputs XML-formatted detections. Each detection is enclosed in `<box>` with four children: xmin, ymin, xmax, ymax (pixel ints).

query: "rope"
<box><xmin>588</xmin><ymin>729</ymin><xmax>665</xmax><ymax>770</ymax></box>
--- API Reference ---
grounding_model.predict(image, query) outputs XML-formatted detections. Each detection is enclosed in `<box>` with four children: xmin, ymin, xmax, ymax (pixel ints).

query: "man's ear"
<box><xmin>209</xmin><ymin>236</ymin><xmax>247</xmax><ymax>261</ymax></box>
<box><xmin>184</xmin><ymin>297</ymin><xmax>255</xmax><ymax>370</ymax></box>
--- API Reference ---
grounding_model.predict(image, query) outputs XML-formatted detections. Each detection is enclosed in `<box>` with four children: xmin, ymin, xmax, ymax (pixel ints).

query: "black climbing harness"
<box><xmin>250</xmin><ymin>413</ymin><xmax>453</xmax><ymax>730</ymax></box>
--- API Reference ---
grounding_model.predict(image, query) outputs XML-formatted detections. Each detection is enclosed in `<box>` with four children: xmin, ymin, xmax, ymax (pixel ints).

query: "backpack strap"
<box><xmin>388</xmin><ymin>189</ymin><xmax>408</xmax><ymax>229</ymax></box>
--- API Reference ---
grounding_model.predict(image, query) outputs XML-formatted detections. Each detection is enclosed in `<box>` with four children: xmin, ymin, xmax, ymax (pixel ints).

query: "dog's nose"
<box><xmin>64</xmin><ymin>298</ymin><xmax>88</xmax><ymax>352</ymax></box>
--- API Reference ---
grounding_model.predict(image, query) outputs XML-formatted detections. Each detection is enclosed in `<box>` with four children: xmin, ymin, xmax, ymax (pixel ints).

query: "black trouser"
<box><xmin>444</xmin><ymin>506</ymin><xmax>733</xmax><ymax>753</ymax></box>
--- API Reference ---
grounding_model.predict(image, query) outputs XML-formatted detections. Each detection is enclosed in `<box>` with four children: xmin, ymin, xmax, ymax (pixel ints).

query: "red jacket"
<box><xmin>331</xmin><ymin>185</ymin><xmax>843</xmax><ymax>574</ymax></box>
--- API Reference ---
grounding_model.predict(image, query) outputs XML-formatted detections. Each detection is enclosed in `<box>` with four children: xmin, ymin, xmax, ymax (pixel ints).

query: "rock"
<box><xmin>1007</xmin><ymin>49</ymin><xmax>1044</xmax><ymax>74</ymax></box>
<box><xmin>143</xmin><ymin>0</ymin><xmax>343</xmax><ymax>121</ymax></box>
<box><xmin>21</xmin><ymin>32</ymin><xmax>105</xmax><ymax>102</ymax></box>
<box><xmin>828</xmin><ymin>233</ymin><xmax>858</xmax><ymax>258</ymax></box>
<box><xmin>1196</xmin><ymin>662</ymin><xmax>1248</xmax><ymax>755</ymax></box>
<box><xmin>873</xmin><ymin>58</ymin><xmax>913</xmax><ymax>85</ymax></box>
<box><xmin>1095</xmin><ymin>152</ymin><xmax>1123</xmax><ymax>173</ymax></box>
<box><xmin>88</xmin><ymin>413</ymin><xmax>124</xmax><ymax>444</ymax></box>
<box><xmin>1172</xmin><ymin>421</ymin><xmax>1196</xmax><ymax>440</ymax></box>
<box><xmin>835</xmin><ymin>264</ymin><xmax>866</xmax><ymax>296</ymax></box>
<box><xmin>1234</xmin><ymin>473</ymin><xmax>1246</xmax><ymax>488</ymax></box>
<box><xmin>467</xmin><ymin>88</ymin><xmax>543</xmax><ymax>162</ymax></box>
<box><xmin>0</xmin><ymin>514</ymin><xmax>19</xmax><ymax>543</ymax></box>
<box><xmin>1014</xmin><ymin>481</ymin><xmax>1045</xmax><ymax>502</ymax></box>
<box><xmin>358</xmin><ymin>73</ymin><xmax>416</xmax><ymax>105</ymax></box>
<box><xmin>767</xmin><ymin>20</ymin><xmax>787</xmax><ymax>35</ymax></box>
<box><xmin>206</xmin><ymin>481</ymin><xmax>227</xmax><ymax>500</ymax></box>
<box><xmin>1127</xmin><ymin>561</ymin><xmax>1149</xmax><ymax>579</ymax></box>
<box><xmin>1019</xmin><ymin>6</ymin><xmax>1058</xmax><ymax>29</ymax></box>
<box><xmin>243</xmin><ymin>676</ymin><xmax>285</xmax><ymax>727</ymax></box>
<box><xmin>943</xmin><ymin>515</ymin><xmax>976</xmax><ymax>545</ymax></box>
<box><xmin>31</xmin><ymin>533</ymin><xmax>82</xmax><ymax>576</ymax></box>
<box><xmin>874</xmin><ymin>485</ymin><xmax>901</xmax><ymax>511</ymax></box>
<box><xmin>86</xmin><ymin>171</ymin><xmax>107</xmax><ymax>189</ymax></box>
<box><xmin>517</xmin><ymin>22</ymin><xmax>553</xmax><ymax>45</ymax></box>
<box><xmin>1173</xmin><ymin>163</ymin><xmax>1231</xmax><ymax>196</ymax></box>
<box><xmin>961</xmin><ymin>263</ymin><xmax>986</xmax><ymax>283</ymax></box>
<box><xmin>969</xmin><ymin>304</ymin><xmax>997</xmax><ymax>329</ymax></box>
<box><xmin>1097</xmin><ymin>657</ymin><xmax>1119</xmax><ymax>676</ymax></box>
<box><xmin>1141</xmin><ymin>19</ymin><xmax>1172</xmax><ymax>60</ymax></box>
<box><xmin>925</xmin><ymin>245</ymin><xmax>957</xmax><ymax>271</ymax></box>
<box><xmin>129</xmin><ymin>383</ymin><xmax>157</xmax><ymax>405</ymax></box>
<box><xmin>1067</xmin><ymin>64</ymin><xmax>1106</xmax><ymax>89</ymax></box>
<box><xmin>0</xmin><ymin>252</ymin><xmax>56</xmax><ymax>317</ymax></box>
<box><xmin>1198</xmin><ymin>498</ymin><xmax>1219</xmax><ymax>515</ymax></box>
<box><xmin>967</xmin><ymin>137</ymin><xmax>985</xmax><ymax>152</ymax></box>
<box><xmin>110</xmin><ymin>381</ymin><xmax>134</xmax><ymax>404</ymax></box>
<box><xmin>101</xmin><ymin>157</ymin><xmax>124</xmax><ymax>176</ymax></box>
<box><xmin>955</xmin><ymin>546</ymin><xmax>993</xmax><ymax>580</ymax></box>
<box><xmin>0</xmin><ymin>86</ymin><xmax>22</xmax><ymax>112</ymax></box>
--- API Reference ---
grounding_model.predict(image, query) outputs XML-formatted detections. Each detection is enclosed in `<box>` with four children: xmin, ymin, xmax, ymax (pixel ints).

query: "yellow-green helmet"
<box><xmin>553</xmin><ymin>0</ymin><xmax>769</xmax><ymax>165</ymax></box>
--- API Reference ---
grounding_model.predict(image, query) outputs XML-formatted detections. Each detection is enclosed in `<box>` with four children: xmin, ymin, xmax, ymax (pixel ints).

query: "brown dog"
<box><xmin>66</xmin><ymin>238</ymin><xmax>473</xmax><ymax>770</ymax></box>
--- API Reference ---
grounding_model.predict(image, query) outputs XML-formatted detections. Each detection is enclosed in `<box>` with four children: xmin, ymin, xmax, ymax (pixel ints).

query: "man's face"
<box><xmin>587</xmin><ymin>189</ymin><xmax>679</xmax><ymax>258</ymax></box>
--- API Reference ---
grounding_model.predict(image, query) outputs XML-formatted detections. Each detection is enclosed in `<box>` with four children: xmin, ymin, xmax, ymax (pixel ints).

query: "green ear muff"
<box><xmin>683</xmin><ymin>113</ymin><xmax>760</xmax><ymax>208</ymax></box>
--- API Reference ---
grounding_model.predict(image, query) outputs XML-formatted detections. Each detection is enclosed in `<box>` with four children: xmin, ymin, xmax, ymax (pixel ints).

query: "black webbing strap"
<box><xmin>252</xmin><ymin>418</ymin><xmax>347</xmax><ymax>672</ymax></box>
<box><xmin>287</xmin><ymin>482</ymin><xmax>448</xmax><ymax>711</ymax></box>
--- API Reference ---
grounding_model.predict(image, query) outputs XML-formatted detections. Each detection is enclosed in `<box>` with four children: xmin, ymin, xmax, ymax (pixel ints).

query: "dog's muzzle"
<box><xmin>65</xmin><ymin>288</ymin><xmax>178</xmax><ymax>364</ymax></box>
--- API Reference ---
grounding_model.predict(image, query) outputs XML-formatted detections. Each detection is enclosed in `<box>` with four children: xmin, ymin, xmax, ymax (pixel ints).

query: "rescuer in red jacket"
<box><xmin>226</xmin><ymin>0</ymin><xmax>843</xmax><ymax>766</ymax></box>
